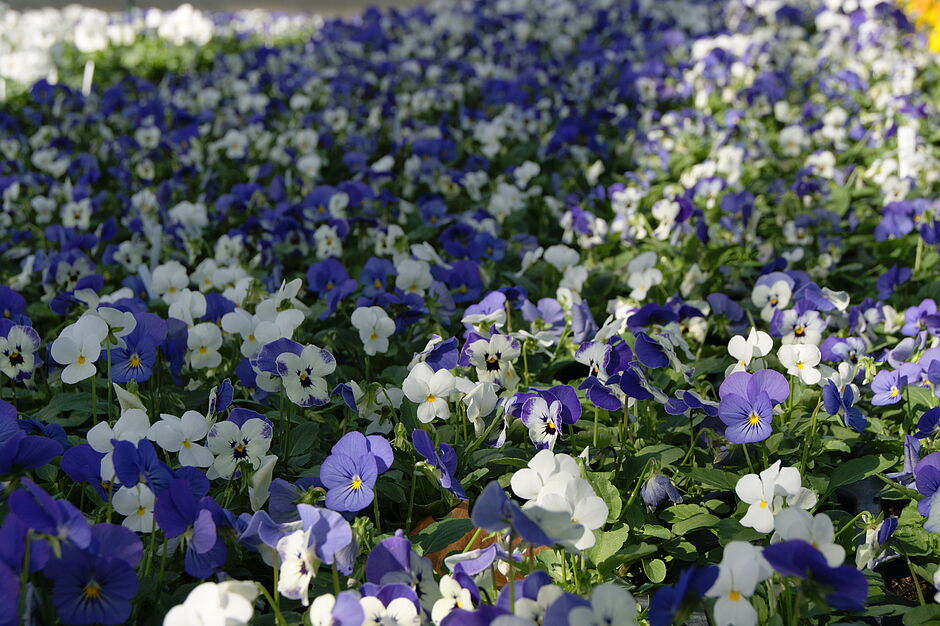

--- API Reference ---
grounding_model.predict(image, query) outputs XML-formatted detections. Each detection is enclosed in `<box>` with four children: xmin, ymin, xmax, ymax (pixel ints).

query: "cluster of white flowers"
<box><xmin>510</xmin><ymin>449</ymin><xmax>608</xmax><ymax>551</ymax></box>
<box><xmin>0</xmin><ymin>3</ymin><xmax>321</xmax><ymax>87</ymax></box>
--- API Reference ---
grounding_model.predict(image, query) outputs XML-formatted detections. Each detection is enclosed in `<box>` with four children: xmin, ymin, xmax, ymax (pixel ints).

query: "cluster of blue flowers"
<box><xmin>1</xmin><ymin>0</ymin><xmax>940</xmax><ymax>624</ymax></box>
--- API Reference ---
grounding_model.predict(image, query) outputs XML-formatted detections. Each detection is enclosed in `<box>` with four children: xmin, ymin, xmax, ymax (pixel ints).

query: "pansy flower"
<box><xmin>206</xmin><ymin>416</ymin><xmax>273</xmax><ymax>479</ymax></box>
<box><xmin>0</xmin><ymin>324</ymin><xmax>41</xmax><ymax>382</ymax></box>
<box><xmin>276</xmin><ymin>505</ymin><xmax>353</xmax><ymax>606</ymax></box>
<box><xmin>717</xmin><ymin>370</ymin><xmax>788</xmax><ymax>444</ymax></box>
<box><xmin>412</xmin><ymin>429</ymin><xmax>466</xmax><ymax>500</ymax></box>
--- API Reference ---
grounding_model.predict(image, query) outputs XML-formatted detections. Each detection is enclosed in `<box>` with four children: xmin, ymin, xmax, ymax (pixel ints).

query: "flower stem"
<box><xmin>255</xmin><ymin>583</ymin><xmax>288</xmax><ymax>626</ymax></box>
<box><xmin>592</xmin><ymin>405</ymin><xmax>599</xmax><ymax>448</ymax></box>
<box><xmin>833</xmin><ymin>511</ymin><xmax>867</xmax><ymax>540</ymax></box>
<box><xmin>741</xmin><ymin>443</ymin><xmax>755</xmax><ymax>474</ymax></box>
<box><xmin>18</xmin><ymin>530</ymin><xmax>31</xmax><ymax>620</ymax></box>
<box><xmin>91</xmin><ymin>373</ymin><xmax>97</xmax><ymax>424</ymax></box>
<box><xmin>906</xmin><ymin>554</ymin><xmax>926</xmax><ymax>605</ymax></box>
<box><xmin>799</xmin><ymin>400</ymin><xmax>822</xmax><ymax>475</ymax></box>
<box><xmin>332</xmin><ymin>563</ymin><xmax>341</xmax><ymax>595</ymax></box>
<box><xmin>405</xmin><ymin>469</ymin><xmax>418</xmax><ymax>533</ymax></box>
<box><xmin>372</xmin><ymin>493</ymin><xmax>382</xmax><ymax>535</ymax></box>
<box><xmin>106</xmin><ymin>347</ymin><xmax>113</xmax><ymax>422</ymax></box>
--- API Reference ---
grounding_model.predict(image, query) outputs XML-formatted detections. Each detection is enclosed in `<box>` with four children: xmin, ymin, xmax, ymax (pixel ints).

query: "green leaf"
<box><xmin>613</xmin><ymin>542</ymin><xmax>658</xmax><ymax>565</ymax></box>
<box><xmin>659</xmin><ymin>503</ymin><xmax>708</xmax><ymax>523</ymax></box>
<box><xmin>672</xmin><ymin>513</ymin><xmax>720</xmax><ymax>537</ymax></box>
<box><xmin>412</xmin><ymin>518</ymin><xmax>475</xmax><ymax>555</ymax></box>
<box><xmin>640</xmin><ymin>525</ymin><xmax>673</xmax><ymax>540</ymax></box>
<box><xmin>824</xmin><ymin>455</ymin><xmax>896</xmax><ymax>498</ymax></box>
<box><xmin>30</xmin><ymin>392</ymin><xmax>94</xmax><ymax>427</ymax></box>
<box><xmin>686</xmin><ymin>467</ymin><xmax>740</xmax><ymax>492</ymax></box>
<box><xmin>643</xmin><ymin>558</ymin><xmax>667</xmax><ymax>583</ymax></box>
<box><xmin>288</xmin><ymin>422</ymin><xmax>320</xmax><ymax>457</ymax></box>
<box><xmin>902</xmin><ymin>605</ymin><xmax>940</xmax><ymax>625</ymax></box>
<box><xmin>634</xmin><ymin>445</ymin><xmax>685</xmax><ymax>469</ymax></box>
<box><xmin>587</xmin><ymin>523</ymin><xmax>629</xmax><ymax>566</ymax></box>
<box><xmin>586</xmin><ymin>471</ymin><xmax>623</xmax><ymax>523</ymax></box>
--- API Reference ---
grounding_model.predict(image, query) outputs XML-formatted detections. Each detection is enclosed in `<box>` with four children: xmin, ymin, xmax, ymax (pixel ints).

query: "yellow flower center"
<box><xmin>890</xmin><ymin>388</ymin><xmax>899</xmax><ymax>397</ymax></box>
<box><xmin>374</xmin><ymin>279</ymin><xmax>382</xmax><ymax>289</ymax></box>
<box><xmin>83</xmin><ymin>581</ymin><xmax>102</xmax><ymax>599</ymax></box>
<box><xmin>748</xmin><ymin>412</ymin><xmax>761</xmax><ymax>426</ymax></box>
<box><xmin>370</xmin><ymin>332</ymin><xmax>378</xmax><ymax>340</ymax></box>
<box><xmin>198</xmin><ymin>346</ymin><xmax>207</xmax><ymax>354</ymax></box>
<box><xmin>795</xmin><ymin>361</ymin><xmax>804</xmax><ymax>370</ymax></box>
<box><xmin>77</xmin><ymin>355</ymin><xmax>87</xmax><ymax>365</ymax></box>
<box><xmin>426</xmin><ymin>394</ymin><xmax>436</xmax><ymax>403</ymax></box>
<box><xmin>351</xmin><ymin>477</ymin><xmax>362</xmax><ymax>490</ymax></box>
<box><xmin>136</xmin><ymin>506</ymin><xmax>146</xmax><ymax>516</ymax></box>
<box><xmin>729</xmin><ymin>591</ymin><xmax>741</xmax><ymax>602</ymax></box>
<box><xmin>129</xmin><ymin>355</ymin><xmax>141</xmax><ymax>367</ymax></box>
<box><xmin>182</xmin><ymin>440</ymin><xmax>191</xmax><ymax>449</ymax></box>
<box><xmin>759</xmin><ymin>501</ymin><xmax>768</xmax><ymax>509</ymax></box>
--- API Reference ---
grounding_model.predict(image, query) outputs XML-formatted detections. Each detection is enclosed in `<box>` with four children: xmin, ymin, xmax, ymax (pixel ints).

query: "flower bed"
<box><xmin>0</xmin><ymin>0</ymin><xmax>939</xmax><ymax>624</ymax></box>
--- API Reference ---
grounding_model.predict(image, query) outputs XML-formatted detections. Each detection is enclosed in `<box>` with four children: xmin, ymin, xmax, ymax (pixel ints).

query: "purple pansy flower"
<box><xmin>717</xmin><ymin>369</ymin><xmax>789</xmax><ymax>443</ymax></box>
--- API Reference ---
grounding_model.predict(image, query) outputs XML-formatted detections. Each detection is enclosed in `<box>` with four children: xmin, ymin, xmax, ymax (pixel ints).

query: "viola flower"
<box><xmin>306</xmin><ymin>258</ymin><xmax>357</xmax><ymax>319</ymax></box>
<box><xmin>51</xmin><ymin>315</ymin><xmax>108</xmax><ymax>384</ymax></box>
<box><xmin>641</xmin><ymin>474</ymin><xmax>683</xmax><ymax>510</ymax></box>
<box><xmin>734</xmin><ymin>460</ymin><xmax>814</xmax><ymax>533</ymax></box>
<box><xmin>0</xmin><ymin>400</ymin><xmax>63</xmax><ymax>475</ymax></box>
<box><xmin>519</xmin><ymin>396</ymin><xmax>563</xmax><ymax>450</ymax></box>
<box><xmin>109</xmin><ymin>312</ymin><xmax>165</xmax><ymax>384</ymax></box>
<box><xmin>276</xmin><ymin>505</ymin><xmax>353</xmax><ymax>606</ymax></box>
<box><xmin>717</xmin><ymin>369</ymin><xmax>788</xmax><ymax>444</ymax></box>
<box><xmin>627</xmin><ymin>251</ymin><xmax>662</xmax><ymax>301</ymax></box>
<box><xmin>877</xmin><ymin>265</ymin><xmax>911</xmax><ymax>300</ymax></box>
<box><xmin>164</xmin><ymin>581</ymin><xmax>259</xmax><ymax>626</ymax></box>
<box><xmin>914</xmin><ymin>452</ymin><xmax>940</xmax><ymax>520</ymax></box>
<box><xmin>49</xmin><ymin>545</ymin><xmax>139</xmax><ymax>625</ymax></box>
<box><xmin>394</xmin><ymin>258</ymin><xmax>433</xmax><ymax>297</ymax></box>
<box><xmin>776</xmin><ymin>309</ymin><xmax>826</xmax><ymax>346</ymax></box>
<box><xmin>726</xmin><ymin>327</ymin><xmax>772</xmax><ymax>374</ymax></box>
<box><xmin>471</xmin><ymin>482</ymin><xmax>564</xmax><ymax>548</ymax></box>
<box><xmin>762</xmin><ymin>540</ymin><xmax>868</xmax><ymax>611</ymax></box>
<box><xmin>901</xmin><ymin>298</ymin><xmax>937</xmax><ymax>336</ymax></box>
<box><xmin>412</xmin><ymin>429</ymin><xmax>466</xmax><ymax>500</ymax></box>
<box><xmin>565</xmin><ymin>584</ymin><xmax>638</xmax><ymax>626</ymax></box>
<box><xmin>751</xmin><ymin>274</ymin><xmax>793</xmax><ymax>322</ymax></box>
<box><xmin>9</xmin><ymin>477</ymin><xmax>91</xmax><ymax>549</ymax></box>
<box><xmin>148</xmin><ymin>411</ymin><xmax>213</xmax><ymax>468</ymax></box>
<box><xmin>112</xmin><ymin>485</ymin><xmax>156</xmax><ymax>533</ymax></box>
<box><xmin>431</xmin><ymin>575</ymin><xmax>476</xmax><ymax>624</ymax></box>
<box><xmin>771</xmin><ymin>509</ymin><xmax>844</xmax><ymax>566</ymax></box>
<box><xmin>350</xmin><ymin>306</ymin><xmax>396</xmax><ymax>355</ymax></box>
<box><xmin>403</xmin><ymin>362</ymin><xmax>456</xmax><ymax>423</ymax></box>
<box><xmin>777</xmin><ymin>344</ymin><xmax>821</xmax><ymax>385</ymax></box>
<box><xmin>319</xmin><ymin>448</ymin><xmax>378</xmax><ymax>513</ymax></box>
<box><xmin>206</xmin><ymin>417</ymin><xmax>273</xmax><ymax>479</ymax></box>
<box><xmin>87</xmin><ymin>408</ymin><xmax>151</xmax><ymax>482</ymax></box>
<box><xmin>465</xmin><ymin>333</ymin><xmax>520</xmax><ymax>386</ymax></box>
<box><xmin>0</xmin><ymin>324</ymin><xmax>41</xmax><ymax>382</ymax></box>
<box><xmin>870</xmin><ymin>369</ymin><xmax>906</xmax><ymax>406</ymax></box>
<box><xmin>152</xmin><ymin>479</ymin><xmax>226</xmax><ymax>579</ymax></box>
<box><xmin>187</xmin><ymin>322</ymin><xmax>223</xmax><ymax>370</ymax></box>
<box><xmin>856</xmin><ymin>516</ymin><xmax>898</xmax><ymax>570</ymax></box>
<box><xmin>704</xmin><ymin>542</ymin><xmax>772</xmax><ymax>626</ymax></box>
<box><xmin>276</xmin><ymin>343</ymin><xmax>337</xmax><ymax>407</ymax></box>
<box><xmin>649</xmin><ymin>565</ymin><xmax>718</xmax><ymax>626</ymax></box>
<box><xmin>822</xmin><ymin>379</ymin><xmax>866</xmax><ymax>432</ymax></box>
<box><xmin>359</xmin><ymin>596</ymin><xmax>420</xmax><ymax>626</ymax></box>
<box><xmin>308</xmin><ymin>591</ymin><xmax>364</xmax><ymax>626</ymax></box>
